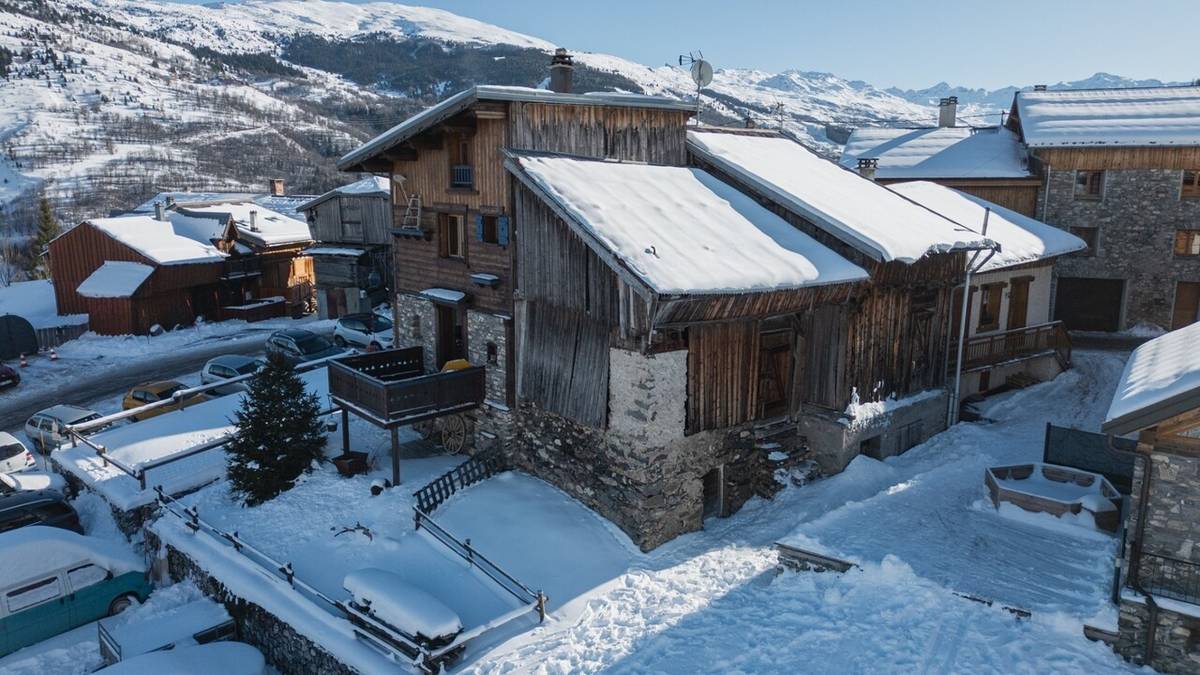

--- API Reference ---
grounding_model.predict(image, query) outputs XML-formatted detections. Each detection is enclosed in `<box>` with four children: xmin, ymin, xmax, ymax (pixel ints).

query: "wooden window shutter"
<box><xmin>1177</xmin><ymin>230</ymin><xmax>1190</xmax><ymax>256</ymax></box>
<box><xmin>498</xmin><ymin>216</ymin><xmax>510</xmax><ymax>246</ymax></box>
<box><xmin>437</xmin><ymin>214</ymin><xmax>449</xmax><ymax>258</ymax></box>
<box><xmin>474</xmin><ymin>213</ymin><xmax>484</xmax><ymax>241</ymax></box>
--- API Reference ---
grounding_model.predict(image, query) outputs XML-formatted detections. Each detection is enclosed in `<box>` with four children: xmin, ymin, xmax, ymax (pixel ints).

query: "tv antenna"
<box><xmin>770</xmin><ymin>100</ymin><xmax>787</xmax><ymax>129</ymax></box>
<box><xmin>678</xmin><ymin>51</ymin><xmax>713</xmax><ymax>117</ymax></box>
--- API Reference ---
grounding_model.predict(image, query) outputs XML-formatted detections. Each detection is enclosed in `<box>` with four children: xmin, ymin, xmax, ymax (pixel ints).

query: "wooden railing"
<box><xmin>952</xmin><ymin>320</ymin><xmax>1071</xmax><ymax>373</ymax></box>
<box><xmin>413</xmin><ymin>451</ymin><xmax>506</xmax><ymax>514</ymax></box>
<box><xmin>328</xmin><ymin>347</ymin><xmax>485</xmax><ymax>427</ymax></box>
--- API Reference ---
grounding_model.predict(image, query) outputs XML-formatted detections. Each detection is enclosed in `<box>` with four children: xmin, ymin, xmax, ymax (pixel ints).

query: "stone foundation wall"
<box><xmin>466</xmin><ymin>310</ymin><xmax>511</xmax><ymax>405</ymax></box>
<box><xmin>393</xmin><ymin>292</ymin><xmax>437</xmax><ymax>373</ymax></box>
<box><xmin>800</xmin><ymin>389</ymin><xmax>949</xmax><ymax>474</ymax></box>
<box><xmin>961</xmin><ymin>354</ymin><xmax>1064</xmax><ymax>397</ymax></box>
<box><xmin>1117</xmin><ymin>597</ymin><xmax>1200</xmax><ymax>673</ymax></box>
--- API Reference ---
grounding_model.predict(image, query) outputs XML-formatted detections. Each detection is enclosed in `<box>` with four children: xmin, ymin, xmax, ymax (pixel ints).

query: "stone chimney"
<box><xmin>549</xmin><ymin>48</ymin><xmax>574</xmax><ymax>94</ymax></box>
<box><xmin>249</xmin><ymin>210</ymin><xmax>259</xmax><ymax>232</ymax></box>
<box><xmin>857</xmin><ymin>158</ymin><xmax>878</xmax><ymax>181</ymax></box>
<box><xmin>1033</xmin><ymin>84</ymin><xmax>1047</xmax><ymax>92</ymax></box>
<box><xmin>154</xmin><ymin>201</ymin><xmax>165</xmax><ymax>221</ymax></box>
<box><xmin>269</xmin><ymin>178</ymin><xmax>285</xmax><ymax>196</ymax></box>
<box><xmin>938</xmin><ymin>96</ymin><xmax>958</xmax><ymax>128</ymax></box>
<box><xmin>165</xmin><ymin>195</ymin><xmax>176</xmax><ymax>208</ymax></box>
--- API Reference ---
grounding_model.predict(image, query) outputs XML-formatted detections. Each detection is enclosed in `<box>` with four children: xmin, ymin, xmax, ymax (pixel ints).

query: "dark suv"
<box><xmin>0</xmin><ymin>490</ymin><xmax>82</xmax><ymax>534</ymax></box>
<box><xmin>265</xmin><ymin>329</ymin><xmax>346</xmax><ymax>366</ymax></box>
<box><xmin>0</xmin><ymin>363</ymin><xmax>19</xmax><ymax>390</ymax></box>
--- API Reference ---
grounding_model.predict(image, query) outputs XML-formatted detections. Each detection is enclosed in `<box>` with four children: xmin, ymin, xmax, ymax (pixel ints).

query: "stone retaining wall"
<box><xmin>799</xmin><ymin>389</ymin><xmax>948</xmax><ymax>474</ymax></box>
<box><xmin>1117</xmin><ymin>597</ymin><xmax>1200</xmax><ymax>673</ymax></box>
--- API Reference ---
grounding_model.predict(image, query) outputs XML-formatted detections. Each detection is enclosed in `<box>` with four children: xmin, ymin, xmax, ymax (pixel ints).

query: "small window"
<box><xmin>486</xmin><ymin>341</ymin><xmax>498</xmax><ymax>365</ymax></box>
<box><xmin>1183</xmin><ymin>171</ymin><xmax>1200</xmax><ymax>199</ymax></box>
<box><xmin>1176</xmin><ymin>230</ymin><xmax>1200</xmax><ymax>257</ymax></box>
<box><xmin>410</xmin><ymin>315</ymin><xmax>421</xmax><ymax>339</ymax></box>
<box><xmin>1069</xmin><ymin>226</ymin><xmax>1098</xmax><ymax>256</ymax></box>
<box><xmin>438</xmin><ymin>214</ymin><xmax>465</xmax><ymax>259</ymax></box>
<box><xmin>481</xmin><ymin>215</ymin><xmax>498</xmax><ymax>244</ymax></box>
<box><xmin>67</xmin><ymin>564</ymin><xmax>108</xmax><ymax>591</ymax></box>
<box><xmin>7</xmin><ymin>576</ymin><xmax>62</xmax><ymax>613</ymax></box>
<box><xmin>977</xmin><ymin>284</ymin><xmax>1004</xmax><ymax>332</ymax></box>
<box><xmin>1074</xmin><ymin>170</ymin><xmax>1104</xmax><ymax>199</ymax></box>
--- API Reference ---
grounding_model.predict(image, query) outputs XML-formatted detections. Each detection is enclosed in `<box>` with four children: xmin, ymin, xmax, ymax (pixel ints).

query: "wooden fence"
<box><xmin>413</xmin><ymin>451</ymin><xmax>507</xmax><ymax>514</ymax></box>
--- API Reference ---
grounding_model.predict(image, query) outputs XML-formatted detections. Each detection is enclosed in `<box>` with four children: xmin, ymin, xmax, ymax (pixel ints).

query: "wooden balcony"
<box><xmin>328</xmin><ymin>347</ymin><xmax>485</xmax><ymax>428</ymax></box>
<box><xmin>221</xmin><ymin>256</ymin><xmax>263</xmax><ymax>280</ymax></box>
<box><xmin>450</xmin><ymin>164</ymin><xmax>474</xmax><ymax>188</ymax></box>
<box><xmin>952</xmin><ymin>320</ymin><xmax>1071</xmax><ymax>373</ymax></box>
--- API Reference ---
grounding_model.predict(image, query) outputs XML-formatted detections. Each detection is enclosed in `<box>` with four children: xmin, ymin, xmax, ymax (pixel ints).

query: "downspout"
<box><xmin>1041</xmin><ymin>160</ymin><xmax>1052</xmax><ymax>223</ymax></box>
<box><xmin>1110</xmin><ymin>434</ymin><xmax>1158</xmax><ymax>665</ymax></box>
<box><xmin>947</xmin><ymin>209</ymin><xmax>996</xmax><ymax>427</ymax></box>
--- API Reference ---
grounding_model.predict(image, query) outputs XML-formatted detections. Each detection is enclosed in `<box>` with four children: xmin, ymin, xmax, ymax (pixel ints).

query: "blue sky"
<box><xmin>180</xmin><ymin>0</ymin><xmax>1197</xmax><ymax>89</ymax></box>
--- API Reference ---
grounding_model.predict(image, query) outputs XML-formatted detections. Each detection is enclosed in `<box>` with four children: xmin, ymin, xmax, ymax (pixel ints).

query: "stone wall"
<box><xmin>466</xmin><ymin>310</ymin><xmax>510</xmax><ymax>406</ymax></box>
<box><xmin>800</xmin><ymin>389</ymin><xmax>949</xmax><ymax>474</ymax></box>
<box><xmin>1040</xmin><ymin>167</ymin><xmax>1200</xmax><ymax>330</ymax></box>
<box><xmin>393</xmin><ymin>292</ymin><xmax>437</xmax><ymax>373</ymax></box>
<box><xmin>1117</xmin><ymin>597</ymin><xmax>1200</xmax><ymax>673</ymax></box>
<box><xmin>607</xmin><ymin>348</ymin><xmax>687</xmax><ymax>448</ymax></box>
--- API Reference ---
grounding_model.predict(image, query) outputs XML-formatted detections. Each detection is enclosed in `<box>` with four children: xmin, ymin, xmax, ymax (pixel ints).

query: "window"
<box><xmin>7</xmin><ymin>576</ymin><xmax>62</xmax><ymax>613</ymax></box>
<box><xmin>339</xmin><ymin>199</ymin><xmax>364</xmax><ymax>240</ymax></box>
<box><xmin>977</xmin><ymin>283</ymin><xmax>1004</xmax><ymax>332</ymax></box>
<box><xmin>481</xmin><ymin>215</ymin><xmax>498</xmax><ymax>244</ymax></box>
<box><xmin>410</xmin><ymin>315</ymin><xmax>421</xmax><ymax>339</ymax></box>
<box><xmin>67</xmin><ymin>564</ymin><xmax>108</xmax><ymax>591</ymax></box>
<box><xmin>1074</xmin><ymin>170</ymin><xmax>1104</xmax><ymax>199</ymax></box>
<box><xmin>0</xmin><ymin>442</ymin><xmax>23</xmax><ymax>461</ymax></box>
<box><xmin>449</xmin><ymin>134</ymin><xmax>472</xmax><ymax>188</ymax></box>
<box><xmin>438</xmin><ymin>213</ymin><xmax>465</xmax><ymax>259</ymax></box>
<box><xmin>1070</xmin><ymin>226</ymin><xmax>1098</xmax><ymax>256</ymax></box>
<box><xmin>1184</xmin><ymin>171</ymin><xmax>1200</xmax><ymax>199</ymax></box>
<box><xmin>486</xmin><ymin>341</ymin><xmax>498</xmax><ymax>365</ymax></box>
<box><xmin>1177</xmin><ymin>230</ymin><xmax>1200</xmax><ymax>257</ymax></box>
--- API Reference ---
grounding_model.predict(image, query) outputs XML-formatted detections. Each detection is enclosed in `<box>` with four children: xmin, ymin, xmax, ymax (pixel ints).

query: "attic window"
<box><xmin>977</xmin><ymin>283</ymin><xmax>1004</xmax><ymax>332</ymax></box>
<box><xmin>1183</xmin><ymin>170</ymin><xmax>1200</xmax><ymax>199</ymax></box>
<box><xmin>1074</xmin><ymin>170</ymin><xmax>1104</xmax><ymax>200</ymax></box>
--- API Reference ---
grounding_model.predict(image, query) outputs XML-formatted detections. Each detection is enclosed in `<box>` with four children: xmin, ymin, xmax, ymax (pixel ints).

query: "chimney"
<box><xmin>549</xmin><ymin>48</ymin><xmax>574</xmax><ymax>94</ymax></box>
<box><xmin>165</xmin><ymin>195</ymin><xmax>176</xmax><ymax>208</ymax></box>
<box><xmin>154</xmin><ymin>201</ymin><xmax>165</xmax><ymax>221</ymax></box>
<box><xmin>857</xmin><ymin>158</ymin><xmax>878</xmax><ymax>181</ymax></box>
<box><xmin>269</xmin><ymin>178</ymin><xmax>285</xmax><ymax>196</ymax></box>
<box><xmin>938</xmin><ymin>96</ymin><xmax>958</xmax><ymax>128</ymax></box>
<box><xmin>1033</xmin><ymin>84</ymin><xmax>1047</xmax><ymax>92</ymax></box>
<box><xmin>249</xmin><ymin>210</ymin><xmax>259</xmax><ymax>232</ymax></box>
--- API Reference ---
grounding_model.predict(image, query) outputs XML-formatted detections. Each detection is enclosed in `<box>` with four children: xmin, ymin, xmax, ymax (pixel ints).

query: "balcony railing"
<box><xmin>450</xmin><ymin>164</ymin><xmax>474</xmax><ymax>188</ymax></box>
<box><xmin>328</xmin><ymin>347</ymin><xmax>485</xmax><ymax>428</ymax></box>
<box><xmin>951</xmin><ymin>320</ymin><xmax>1071</xmax><ymax>373</ymax></box>
<box><xmin>221</xmin><ymin>256</ymin><xmax>262</xmax><ymax>280</ymax></box>
<box><xmin>1136</xmin><ymin>552</ymin><xmax>1200</xmax><ymax>606</ymax></box>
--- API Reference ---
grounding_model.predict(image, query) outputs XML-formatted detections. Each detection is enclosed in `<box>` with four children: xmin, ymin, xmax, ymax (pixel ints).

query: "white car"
<box><xmin>200</xmin><ymin>355</ymin><xmax>264</xmax><ymax>395</ymax></box>
<box><xmin>25</xmin><ymin>405</ymin><xmax>104</xmax><ymax>453</ymax></box>
<box><xmin>0</xmin><ymin>433</ymin><xmax>34</xmax><ymax>474</ymax></box>
<box><xmin>0</xmin><ymin>470</ymin><xmax>67</xmax><ymax>494</ymax></box>
<box><xmin>333</xmin><ymin>313</ymin><xmax>395</xmax><ymax>351</ymax></box>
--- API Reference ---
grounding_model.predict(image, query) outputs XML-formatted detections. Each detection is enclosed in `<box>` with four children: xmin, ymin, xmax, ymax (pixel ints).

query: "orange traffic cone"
<box><xmin>50</xmin><ymin>348</ymin><xmax>58</xmax><ymax>362</ymax></box>
<box><xmin>19</xmin><ymin>353</ymin><xmax>27</xmax><ymax>368</ymax></box>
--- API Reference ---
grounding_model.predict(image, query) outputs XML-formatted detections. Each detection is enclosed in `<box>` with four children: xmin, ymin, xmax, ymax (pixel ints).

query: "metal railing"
<box><xmin>1137</xmin><ymin>552</ymin><xmax>1200</xmax><ymax>606</ymax></box>
<box><xmin>413</xmin><ymin>451</ymin><xmax>506</xmax><ymax>514</ymax></box>
<box><xmin>450</xmin><ymin>164</ymin><xmax>474</xmax><ymax>188</ymax></box>
<box><xmin>951</xmin><ymin>320</ymin><xmax>1071</xmax><ymax>373</ymax></box>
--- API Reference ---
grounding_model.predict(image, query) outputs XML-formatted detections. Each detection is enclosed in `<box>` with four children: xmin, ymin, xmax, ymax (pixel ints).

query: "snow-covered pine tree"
<box><xmin>29</xmin><ymin>195</ymin><xmax>59</xmax><ymax>279</ymax></box>
<box><xmin>226</xmin><ymin>352</ymin><xmax>327</xmax><ymax>505</ymax></box>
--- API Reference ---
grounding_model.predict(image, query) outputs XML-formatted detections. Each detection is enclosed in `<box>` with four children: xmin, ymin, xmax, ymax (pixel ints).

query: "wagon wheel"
<box><xmin>439</xmin><ymin>414</ymin><xmax>467</xmax><ymax>455</ymax></box>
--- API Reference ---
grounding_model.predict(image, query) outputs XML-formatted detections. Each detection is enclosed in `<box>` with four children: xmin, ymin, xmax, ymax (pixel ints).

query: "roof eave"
<box><xmin>1103</xmin><ymin>388</ymin><xmax>1200</xmax><ymax>436</ymax></box>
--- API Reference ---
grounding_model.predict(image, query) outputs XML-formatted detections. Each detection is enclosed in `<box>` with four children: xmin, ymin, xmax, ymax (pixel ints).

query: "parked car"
<box><xmin>25</xmin><ymin>405</ymin><xmax>105</xmax><ymax>454</ymax></box>
<box><xmin>0</xmin><ymin>471</ymin><xmax>67</xmax><ymax>495</ymax></box>
<box><xmin>99</xmin><ymin>597</ymin><xmax>235</xmax><ymax>665</ymax></box>
<box><xmin>265</xmin><ymin>328</ymin><xmax>347</xmax><ymax>366</ymax></box>
<box><xmin>95</xmin><ymin>642</ymin><xmax>265</xmax><ymax>675</ymax></box>
<box><xmin>0</xmin><ymin>363</ymin><xmax>19</xmax><ymax>390</ymax></box>
<box><xmin>0</xmin><ymin>433</ymin><xmax>34</xmax><ymax>475</ymax></box>
<box><xmin>200</xmin><ymin>355</ymin><xmax>264</xmax><ymax>395</ymax></box>
<box><xmin>343</xmin><ymin>568</ymin><xmax>464</xmax><ymax>668</ymax></box>
<box><xmin>334</xmin><ymin>313</ymin><xmax>395</xmax><ymax>351</ymax></box>
<box><xmin>0</xmin><ymin>526</ymin><xmax>151</xmax><ymax>657</ymax></box>
<box><xmin>0</xmin><ymin>489</ymin><xmax>81</xmax><ymax>534</ymax></box>
<box><xmin>121</xmin><ymin>381</ymin><xmax>212</xmax><ymax>421</ymax></box>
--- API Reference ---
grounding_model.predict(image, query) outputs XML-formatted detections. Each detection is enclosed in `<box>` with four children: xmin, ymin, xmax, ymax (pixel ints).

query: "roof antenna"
<box><xmin>771</xmin><ymin>100</ymin><xmax>786</xmax><ymax>130</ymax></box>
<box><xmin>678</xmin><ymin>51</ymin><xmax>713</xmax><ymax>123</ymax></box>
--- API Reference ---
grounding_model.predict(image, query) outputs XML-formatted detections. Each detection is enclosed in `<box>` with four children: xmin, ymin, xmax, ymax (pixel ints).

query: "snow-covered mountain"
<box><xmin>887</xmin><ymin>72</ymin><xmax>1189</xmax><ymax>114</ymax></box>
<box><xmin>0</xmin><ymin>0</ymin><xmax>1175</xmax><ymax>232</ymax></box>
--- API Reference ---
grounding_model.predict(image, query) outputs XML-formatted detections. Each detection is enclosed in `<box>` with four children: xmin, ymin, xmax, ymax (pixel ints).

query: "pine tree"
<box><xmin>226</xmin><ymin>353</ymin><xmax>327</xmax><ymax>506</ymax></box>
<box><xmin>30</xmin><ymin>195</ymin><xmax>59</xmax><ymax>279</ymax></box>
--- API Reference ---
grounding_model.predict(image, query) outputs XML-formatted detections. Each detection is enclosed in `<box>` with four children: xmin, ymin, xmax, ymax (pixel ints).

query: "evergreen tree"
<box><xmin>226</xmin><ymin>353</ymin><xmax>327</xmax><ymax>505</ymax></box>
<box><xmin>30</xmin><ymin>195</ymin><xmax>58</xmax><ymax>279</ymax></box>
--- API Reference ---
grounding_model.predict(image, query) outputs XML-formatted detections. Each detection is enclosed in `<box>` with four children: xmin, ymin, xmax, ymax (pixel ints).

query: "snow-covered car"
<box><xmin>94</xmin><ymin>642</ymin><xmax>265</xmax><ymax>675</ymax></box>
<box><xmin>343</xmin><ymin>568</ymin><xmax>464</xmax><ymax>666</ymax></box>
<box><xmin>265</xmin><ymin>329</ymin><xmax>347</xmax><ymax>366</ymax></box>
<box><xmin>98</xmin><ymin>597</ymin><xmax>235</xmax><ymax>665</ymax></box>
<box><xmin>0</xmin><ymin>432</ymin><xmax>34</xmax><ymax>474</ymax></box>
<box><xmin>24</xmin><ymin>405</ymin><xmax>105</xmax><ymax>453</ymax></box>
<box><xmin>0</xmin><ymin>470</ymin><xmax>67</xmax><ymax>495</ymax></box>
<box><xmin>333</xmin><ymin>313</ymin><xmax>395</xmax><ymax>351</ymax></box>
<box><xmin>200</xmin><ymin>354</ymin><xmax>264</xmax><ymax>395</ymax></box>
<box><xmin>0</xmin><ymin>363</ymin><xmax>19</xmax><ymax>390</ymax></box>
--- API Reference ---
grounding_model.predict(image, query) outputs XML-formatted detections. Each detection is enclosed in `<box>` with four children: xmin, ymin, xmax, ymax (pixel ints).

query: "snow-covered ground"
<box><xmin>0</xmin><ymin>279</ymin><xmax>87</xmax><ymax>329</ymax></box>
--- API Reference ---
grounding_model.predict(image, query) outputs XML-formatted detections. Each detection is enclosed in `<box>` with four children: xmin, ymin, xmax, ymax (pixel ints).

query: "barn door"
<box><xmin>757</xmin><ymin>327</ymin><xmax>793</xmax><ymax>419</ymax></box>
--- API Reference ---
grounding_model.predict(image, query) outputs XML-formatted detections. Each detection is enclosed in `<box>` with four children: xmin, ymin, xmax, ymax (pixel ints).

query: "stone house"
<box><xmin>298</xmin><ymin>176</ymin><xmax>394</xmax><ymax>319</ymax></box>
<box><xmin>1103</xmin><ymin>321</ymin><xmax>1200</xmax><ymax>672</ymax></box>
<box><xmin>1006</xmin><ymin>84</ymin><xmax>1200</xmax><ymax>332</ymax></box>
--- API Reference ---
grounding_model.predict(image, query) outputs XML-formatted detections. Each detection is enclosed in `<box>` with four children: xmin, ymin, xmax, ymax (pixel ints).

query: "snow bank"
<box><xmin>0</xmin><ymin>526</ymin><xmax>144</xmax><ymax>584</ymax></box>
<box><xmin>840</xmin><ymin>126</ymin><xmax>1031</xmax><ymax>179</ymax></box>
<box><xmin>687</xmin><ymin>130</ymin><xmax>995</xmax><ymax>263</ymax></box>
<box><xmin>1104</xmin><ymin>321</ymin><xmax>1200</xmax><ymax>432</ymax></box>
<box><xmin>344</xmin><ymin>568</ymin><xmax>463</xmax><ymax>640</ymax></box>
<box><xmin>839</xmin><ymin>388</ymin><xmax>943</xmax><ymax>430</ymax></box>
<box><xmin>889</xmin><ymin>181</ymin><xmax>1087</xmax><ymax>271</ymax></box>
<box><xmin>514</xmin><ymin>154</ymin><xmax>868</xmax><ymax>294</ymax></box>
<box><xmin>1017</xmin><ymin>85</ymin><xmax>1200</xmax><ymax>147</ymax></box>
<box><xmin>76</xmin><ymin>261</ymin><xmax>155</xmax><ymax>299</ymax></box>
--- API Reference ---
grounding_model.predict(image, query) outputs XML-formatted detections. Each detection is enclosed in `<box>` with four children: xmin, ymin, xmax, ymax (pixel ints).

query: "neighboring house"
<box><xmin>890</xmin><ymin>181</ymin><xmax>1087</xmax><ymax>396</ymax></box>
<box><xmin>841</xmin><ymin>97</ymin><xmax>1041</xmax><ymax>216</ymax></box>
<box><xmin>1102</xmin><ymin>322</ymin><xmax>1200</xmax><ymax>672</ymax></box>
<box><xmin>298</xmin><ymin>176</ymin><xmax>394</xmax><ymax>319</ymax></box>
<box><xmin>129</xmin><ymin>180</ymin><xmax>314</xmax><ymax>221</ymax></box>
<box><xmin>1006</xmin><ymin>84</ymin><xmax>1200</xmax><ymax>332</ymax></box>
<box><xmin>47</xmin><ymin>216</ymin><xmax>226</xmax><ymax>335</ymax></box>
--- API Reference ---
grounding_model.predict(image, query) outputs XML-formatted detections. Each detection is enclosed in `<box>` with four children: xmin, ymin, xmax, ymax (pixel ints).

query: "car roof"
<box><xmin>136</xmin><ymin>380</ymin><xmax>184</xmax><ymax>394</ymax></box>
<box><xmin>0</xmin><ymin>488</ymin><xmax>65</xmax><ymax>508</ymax></box>
<box><xmin>0</xmin><ymin>431</ymin><xmax>21</xmax><ymax>446</ymax></box>
<box><xmin>208</xmin><ymin>354</ymin><xmax>258</xmax><ymax>368</ymax></box>
<box><xmin>272</xmin><ymin>328</ymin><xmax>316</xmax><ymax>339</ymax></box>
<box><xmin>37</xmin><ymin>404</ymin><xmax>97</xmax><ymax>423</ymax></box>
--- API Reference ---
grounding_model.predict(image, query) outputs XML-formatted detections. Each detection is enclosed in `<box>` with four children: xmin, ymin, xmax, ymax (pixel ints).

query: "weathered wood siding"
<box><xmin>307</xmin><ymin>195</ymin><xmax>392</xmax><ymax>245</ymax></box>
<box><xmin>1032</xmin><ymin>146</ymin><xmax>1200</xmax><ymax>170</ymax></box>
<box><xmin>686</xmin><ymin>322</ymin><xmax>761</xmax><ymax>434</ymax></box>
<box><xmin>509</xmin><ymin>103</ymin><xmax>691</xmax><ymax>165</ymax></box>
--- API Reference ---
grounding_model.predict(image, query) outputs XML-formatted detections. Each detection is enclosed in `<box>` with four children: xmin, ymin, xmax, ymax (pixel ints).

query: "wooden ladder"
<box><xmin>401</xmin><ymin>194</ymin><xmax>422</xmax><ymax>229</ymax></box>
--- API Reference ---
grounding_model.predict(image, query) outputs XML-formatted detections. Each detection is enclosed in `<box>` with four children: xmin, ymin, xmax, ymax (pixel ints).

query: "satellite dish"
<box><xmin>691</xmin><ymin>59</ymin><xmax>713</xmax><ymax>89</ymax></box>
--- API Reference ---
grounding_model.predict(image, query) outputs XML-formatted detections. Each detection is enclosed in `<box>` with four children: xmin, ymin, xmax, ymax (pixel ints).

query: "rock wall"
<box><xmin>466</xmin><ymin>310</ymin><xmax>510</xmax><ymax>405</ymax></box>
<box><xmin>393</xmin><ymin>292</ymin><xmax>437</xmax><ymax>373</ymax></box>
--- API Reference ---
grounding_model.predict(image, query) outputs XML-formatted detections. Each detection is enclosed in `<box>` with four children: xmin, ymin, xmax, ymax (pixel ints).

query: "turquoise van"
<box><xmin>0</xmin><ymin>526</ymin><xmax>152</xmax><ymax>656</ymax></box>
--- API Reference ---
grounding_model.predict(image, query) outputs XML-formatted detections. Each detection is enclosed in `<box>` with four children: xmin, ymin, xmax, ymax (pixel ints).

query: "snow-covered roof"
<box><xmin>1103</xmin><ymin>322</ymin><xmax>1200</xmax><ymax>435</ymax></box>
<box><xmin>177</xmin><ymin>202</ymin><xmax>312</xmax><ymax>247</ymax></box>
<box><xmin>85</xmin><ymin>216</ymin><xmax>226</xmax><ymax>266</ymax></box>
<box><xmin>305</xmin><ymin>246</ymin><xmax>368</xmax><ymax>257</ymax></box>
<box><xmin>1016</xmin><ymin>85</ymin><xmax>1200</xmax><ymax>147</ymax></box>
<box><xmin>132</xmin><ymin>192</ymin><xmax>315</xmax><ymax>221</ymax></box>
<box><xmin>339</xmin><ymin>85</ymin><xmax>696</xmax><ymax>171</ymax></box>
<box><xmin>297</xmin><ymin>176</ymin><xmax>391</xmax><ymax>211</ymax></box>
<box><xmin>510</xmin><ymin>154</ymin><xmax>869</xmax><ymax>295</ymax></box>
<box><xmin>343</xmin><ymin>568</ymin><xmax>463</xmax><ymax>640</ymax></box>
<box><xmin>839</xmin><ymin>127</ymin><xmax>1031</xmax><ymax>179</ymax></box>
<box><xmin>687</xmin><ymin>130</ymin><xmax>994</xmax><ymax>264</ymax></box>
<box><xmin>0</xmin><ymin>526</ymin><xmax>144</xmax><ymax>587</ymax></box>
<box><xmin>888</xmin><ymin>182</ymin><xmax>1086</xmax><ymax>271</ymax></box>
<box><xmin>77</xmin><ymin>261</ymin><xmax>155</xmax><ymax>299</ymax></box>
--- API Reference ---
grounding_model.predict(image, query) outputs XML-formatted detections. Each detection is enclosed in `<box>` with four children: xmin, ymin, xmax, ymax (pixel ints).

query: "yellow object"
<box><xmin>441</xmin><ymin>359</ymin><xmax>471</xmax><ymax>372</ymax></box>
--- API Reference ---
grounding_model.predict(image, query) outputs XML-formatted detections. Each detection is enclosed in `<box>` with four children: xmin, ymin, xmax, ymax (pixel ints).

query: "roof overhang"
<box><xmin>1102</xmin><ymin>388</ymin><xmax>1200</xmax><ymax>436</ymax></box>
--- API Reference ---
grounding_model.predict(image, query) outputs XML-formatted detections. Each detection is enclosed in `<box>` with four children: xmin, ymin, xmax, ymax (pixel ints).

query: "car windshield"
<box><xmin>159</xmin><ymin>384</ymin><xmax>185</xmax><ymax>398</ymax></box>
<box><xmin>0</xmin><ymin>442</ymin><xmax>24</xmax><ymax>461</ymax></box>
<box><xmin>370</xmin><ymin>317</ymin><xmax>393</xmax><ymax>333</ymax></box>
<box><xmin>295</xmin><ymin>335</ymin><xmax>332</xmax><ymax>355</ymax></box>
<box><xmin>234</xmin><ymin>361</ymin><xmax>261</xmax><ymax>375</ymax></box>
<box><xmin>74</xmin><ymin>413</ymin><xmax>100</xmax><ymax>426</ymax></box>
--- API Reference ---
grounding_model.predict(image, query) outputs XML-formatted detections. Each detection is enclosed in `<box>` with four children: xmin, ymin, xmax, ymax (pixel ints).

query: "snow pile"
<box><xmin>1104</xmin><ymin>321</ymin><xmax>1200</xmax><ymax>432</ymax></box>
<box><xmin>0</xmin><ymin>526</ymin><xmax>144</xmax><ymax>584</ymax></box>
<box><xmin>75</xmin><ymin>261</ymin><xmax>155</xmax><ymax>299</ymax></box>
<box><xmin>99</xmin><ymin>598</ymin><xmax>231</xmax><ymax>659</ymax></box>
<box><xmin>84</xmin><ymin>217</ymin><xmax>226</xmax><ymax>265</ymax></box>
<box><xmin>94</xmin><ymin>643</ymin><xmax>264</xmax><ymax>675</ymax></box>
<box><xmin>889</xmin><ymin>181</ymin><xmax>1087</xmax><ymax>271</ymax></box>
<box><xmin>514</xmin><ymin>155</ymin><xmax>868</xmax><ymax>294</ymax></box>
<box><xmin>840</xmin><ymin>126</ymin><xmax>1031</xmax><ymax>179</ymax></box>
<box><xmin>1017</xmin><ymin>85</ymin><xmax>1200</xmax><ymax>147</ymax></box>
<box><xmin>0</xmin><ymin>279</ymin><xmax>86</xmax><ymax>328</ymax></box>
<box><xmin>839</xmin><ymin>388</ymin><xmax>943</xmax><ymax>430</ymax></box>
<box><xmin>687</xmin><ymin>130</ymin><xmax>994</xmax><ymax>263</ymax></box>
<box><xmin>343</xmin><ymin>568</ymin><xmax>463</xmax><ymax>640</ymax></box>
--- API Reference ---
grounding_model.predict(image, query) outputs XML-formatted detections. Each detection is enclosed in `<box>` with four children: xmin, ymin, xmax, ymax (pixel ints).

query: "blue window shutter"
<box><xmin>498</xmin><ymin>216</ymin><xmax>510</xmax><ymax>246</ymax></box>
<box><xmin>474</xmin><ymin>213</ymin><xmax>484</xmax><ymax>241</ymax></box>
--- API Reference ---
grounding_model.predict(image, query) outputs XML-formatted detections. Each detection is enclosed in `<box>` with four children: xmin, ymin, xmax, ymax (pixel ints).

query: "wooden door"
<box><xmin>1172</xmin><ymin>282</ymin><xmax>1200</xmax><ymax>330</ymax></box>
<box><xmin>1007</xmin><ymin>277</ymin><xmax>1031</xmax><ymax>330</ymax></box>
<box><xmin>757</xmin><ymin>329</ymin><xmax>793</xmax><ymax>419</ymax></box>
<box><xmin>1054</xmin><ymin>277</ymin><xmax>1123</xmax><ymax>332</ymax></box>
<box><xmin>435</xmin><ymin>303</ymin><xmax>466</xmax><ymax>369</ymax></box>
